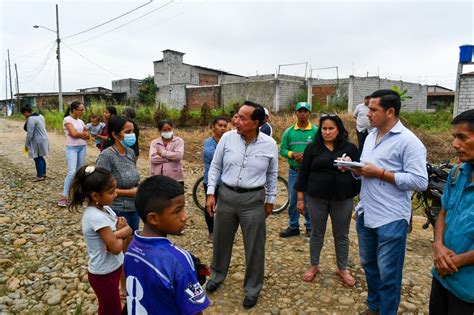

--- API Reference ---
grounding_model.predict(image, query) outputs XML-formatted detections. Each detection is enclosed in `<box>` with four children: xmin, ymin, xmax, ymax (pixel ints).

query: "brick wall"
<box><xmin>457</xmin><ymin>75</ymin><xmax>474</xmax><ymax>114</ymax></box>
<box><xmin>199</xmin><ymin>74</ymin><xmax>218</xmax><ymax>86</ymax></box>
<box><xmin>36</xmin><ymin>95</ymin><xmax>84</xmax><ymax>110</ymax></box>
<box><xmin>186</xmin><ymin>86</ymin><xmax>221</xmax><ymax>110</ymax></box>
<box><xmin>312</xmin><ymin>85</ymin><xmax>337</xmax><ymax>105</ymax></box>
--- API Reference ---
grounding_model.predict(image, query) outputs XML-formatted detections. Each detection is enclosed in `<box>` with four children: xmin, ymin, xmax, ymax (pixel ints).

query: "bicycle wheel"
<box><xmin>272</xmin><ymin>176</ymin><xmax>289</xmax><ymax>214</ymax></box>
<box><xmin>192</xmin><ymin>176</ymin><xmax>206</xmax><ymax>212</ymax></box>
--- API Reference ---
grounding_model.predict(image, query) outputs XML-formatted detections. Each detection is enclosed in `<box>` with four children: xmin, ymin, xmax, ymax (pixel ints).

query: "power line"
<box><xmin>65</xmin><ymin>0</ymin><xmax>174</xmax><ymax>47</ymax></box>
<box><xmin>61</xmin><ymin>42</ymin><xmax>123</xmax><ymax>78</ymax></box>
<box><xmin>62</xmin><ymin>0</ymin><xmax>154</xmax><ymax>40</ymax></box>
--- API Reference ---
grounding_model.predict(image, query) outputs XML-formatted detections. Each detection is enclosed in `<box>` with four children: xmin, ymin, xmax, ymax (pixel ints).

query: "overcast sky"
<box><xmin>1</xmin><ymin>0</ymin><xmax>473</xmax><ymax>98</ymax></box>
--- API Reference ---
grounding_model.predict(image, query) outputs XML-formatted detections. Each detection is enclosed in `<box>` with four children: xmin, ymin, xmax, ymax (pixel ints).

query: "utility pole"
<box><xmin>14</xmin><ymin>63</ymin><xmax>20</xmax><ymax>111</ymax></box>
<box><xmin>56</xmin><ymin>4</ymin><xmax>63</xmax><ymax>112</ymax></box>
<box><xmin>4</xmin><ymin>60</ymin><xmax>7</xmax><ymax>116</ymax></box>
<box><xmin>34</xmin><ymin>4</ymin><xmax>63</xmax><ymax>112</ymax></box>
<box><xmin>7</xmin><ymin>50</ymin><xmax>13</xmax><ymax>112</ymax></box>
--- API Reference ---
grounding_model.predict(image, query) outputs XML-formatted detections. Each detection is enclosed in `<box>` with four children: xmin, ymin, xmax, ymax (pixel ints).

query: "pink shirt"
<box><xmin>63</xmin><ymin>116</ymin><xmax>87</xmax><ymax>146</ymax></box>
<box><xmin>149</xmin><ymin>136</ymin><xmax>184</xmax><ymax>182</ymax></box>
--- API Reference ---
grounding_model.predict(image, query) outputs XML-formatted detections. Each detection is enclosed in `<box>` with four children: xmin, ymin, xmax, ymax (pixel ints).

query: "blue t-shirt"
<box><xmin>202</xmin><ymin>136</ymin><xmax>218</xmax><ymax>185</ymax></box>
<box><xmin>124</xmin><ymin>232</ymin><xmax>210</xmax><ymax>315</ymax></box>
<box><xmin>432</xmin><ymin>162</ymin><xmax>474</xmax><ymax>303</ymax></box>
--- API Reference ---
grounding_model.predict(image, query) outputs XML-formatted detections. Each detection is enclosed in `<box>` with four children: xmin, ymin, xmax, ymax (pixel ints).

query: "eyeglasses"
<box><xmin>320</xmin><ymin>113</ymin><xmax>337</xmax><ymax>118</ymax></box>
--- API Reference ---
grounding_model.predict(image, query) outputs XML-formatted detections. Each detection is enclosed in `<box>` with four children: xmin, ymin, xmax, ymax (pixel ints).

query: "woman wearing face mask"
<box><xmin>96</xmin><ymin>116</ymin><xmax>140</xmax><ymax>231</ymax></box>
<box><xmin>149</xmin><ymin>119</ymin><xmax>185</xmax><ymax>185</ymax></box>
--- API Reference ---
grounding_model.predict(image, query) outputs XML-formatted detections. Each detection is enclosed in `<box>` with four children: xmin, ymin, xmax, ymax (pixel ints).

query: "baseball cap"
<box><xmin>264</xmin><ymin>108</ymin><xmax>270</xmax><ymax>116</ymax></box>
<box><xmin>295</xmin><ymin>102</ymin><xmax>311</xmax><ymax>112</ymax></box>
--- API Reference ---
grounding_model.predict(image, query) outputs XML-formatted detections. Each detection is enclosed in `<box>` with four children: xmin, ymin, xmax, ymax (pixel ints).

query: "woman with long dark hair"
<box><xmin>295</xmin><ymin>114</ymin><xmax>360</xmax><ymax>286</ymax></box>
<box><xmin>96</xmin><ymin>115</ymin><xmax>140</xmax><ymax>230</ymax></box>
<box><xmin>58</xmin><ymin>101</ymin><xmax>89</xmax><ymax>207</ymax></box>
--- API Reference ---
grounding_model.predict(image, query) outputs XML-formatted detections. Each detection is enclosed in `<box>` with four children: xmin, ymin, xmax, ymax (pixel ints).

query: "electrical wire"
<box><xmin>61</xmin><ymin>42</ymin><xmax>123</xmax><ymax>78</ymax></box>
<box><xmin>21</xmin><ymin>42</ymin><xmax>57</xmax><ymax>81</ymax></box>
<box><xmin>62</xmin><ymin>0</ymin><xmax>154</xmax><ymax>40</ymax></box>
<box><xmin>65</xmin><ymin>0</ymin><xmax>174</xmax><ymax>47</ymax></box>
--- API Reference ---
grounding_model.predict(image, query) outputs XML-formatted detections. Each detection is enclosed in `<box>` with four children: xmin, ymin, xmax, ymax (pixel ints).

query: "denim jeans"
<box><xmin>356</xmin><ymin>213</ymin><xmax>408</xmax><ymax>315</ymax></box>
<box><xmin>62</xmin><ymin>145</ymin><xmax>86</xmax><ymax>197</ymax></box>
<box><xmin>114</xmin><ymin>210</ymin><xmax>140</xmax><ymax>232</ymax></box>
<box><xmin>33</xmin><ymin>156</ymin><xmax>47</xmax><ymax>178</ymax></box>
<box><xmin>288</xmin><ymin>168</ymin><xmax>311</xmax><ymax>230</ymax></box>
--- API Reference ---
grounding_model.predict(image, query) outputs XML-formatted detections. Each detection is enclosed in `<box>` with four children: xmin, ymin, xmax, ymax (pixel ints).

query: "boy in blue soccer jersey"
<box><xmin>124</xmin><ymin>175</ymin><xmax>210</xmax><ymax>315</ymax></box>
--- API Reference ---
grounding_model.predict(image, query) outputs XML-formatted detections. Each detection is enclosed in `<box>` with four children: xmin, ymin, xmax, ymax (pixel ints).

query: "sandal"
<box><xmin>302</xmin><ymin>266</ymin><xmax>320</xmax><ymax>282</ymax></box>
<box><xmin>336</xmin><ymin>269</ymin><xmax>355</xmax><ymax>287</ymax></box>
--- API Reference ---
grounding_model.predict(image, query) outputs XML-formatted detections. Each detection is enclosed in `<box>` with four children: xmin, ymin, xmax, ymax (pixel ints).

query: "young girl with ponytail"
<box><xmin>69</xmin><ymin>164</ymin><xmax>132</xmax><ymax>315</ymax></box>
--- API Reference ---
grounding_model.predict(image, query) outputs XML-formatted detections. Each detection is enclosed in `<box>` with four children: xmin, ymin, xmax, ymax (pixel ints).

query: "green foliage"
<box><xmin>178</xmin><ymin>105</ymin><xmax>190</xmax><ymax>127</ymax></box>
<box><xmin>400</xmin><ymin>111</ymin><xmax>452</xmax><ymax>133</ymax></box>
<box><xmin>137</xmin><ymin>76</ymin><xmax>157</xmax><ymax>106</ymax></box>
<box><xmin>392</xmin><ymin>85</ymin><xmax>412</xmax><ymax>102</ymax></box>
<box><xmin>200</xmin><ymin>102</ymin><xmax>212</xmax><ymax>125</ymax></box>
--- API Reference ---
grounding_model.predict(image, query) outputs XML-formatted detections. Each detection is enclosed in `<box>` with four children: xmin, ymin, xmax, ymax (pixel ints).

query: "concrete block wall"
<box><xmin>457</xmin><ymin>75</ymin><xmax>474</xmax><ymax>114</ymax></box>
<box><xmin>112</xmin><ymin>78</ymin><xmax>141</xmax><ymax>100</ymax></box>
<box><xmin>349</xmin><ymin>76</ymin><xmax>427</xmax><ymax>112</ymax></box>
<box><xmin>221</xmin><ymin>80</ymin><xmax>275</xmax><ymax>108</ymax></box>
<box><xmin>277</xmin><ymin>79</ymin><xmax>306</xmax><ymax>112</ymax></box>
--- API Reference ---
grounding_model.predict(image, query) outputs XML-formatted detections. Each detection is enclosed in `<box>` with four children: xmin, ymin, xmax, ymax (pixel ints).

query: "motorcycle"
<box><xmin>412</xmin><ymin>161</ymin><xmax>454</xmax><ymax>229</ymax></box>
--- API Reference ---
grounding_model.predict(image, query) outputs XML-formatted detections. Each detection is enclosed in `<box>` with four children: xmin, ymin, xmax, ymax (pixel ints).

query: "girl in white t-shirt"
<box><xmin>69</xmin><ymin>164</ymin><xmax>132</xmax><ymax>315</ymax></box>
<box><xmin>58</xmin><ymin>101</ymin><xmax>90</xmax><ymax>207</ymax></box>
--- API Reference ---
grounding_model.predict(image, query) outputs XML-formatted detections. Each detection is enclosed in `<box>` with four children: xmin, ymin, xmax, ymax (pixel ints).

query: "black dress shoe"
<box><xmin>243</xmin><ymin>296</ymin><xmax>258</xmax><ymax>309</ymax></box>
<box><xmin>279</xmin><ymin>227</ymin><xmax>300</xmax><ymax>238</ymax></box>
<box><xmin>205</xmin><ymin>281</ymin><xmax>219</xmax><ymax>293</ymax></box>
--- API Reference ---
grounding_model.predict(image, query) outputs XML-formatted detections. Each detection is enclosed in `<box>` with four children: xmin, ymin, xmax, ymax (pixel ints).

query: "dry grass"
<box><xmin>139</xmin><ymin>112</ymin><xmax>453</xmax><ymax>166</ymax></box>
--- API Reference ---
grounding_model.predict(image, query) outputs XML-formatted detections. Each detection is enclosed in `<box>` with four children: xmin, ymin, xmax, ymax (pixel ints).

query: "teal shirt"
<box><xmin>279</xmin><ymin>122</ymin><xmax>318</xmax><ymax>170</ymax></box>
<box><xmin>432</xmin><ymin>162</ymin><xmax>474</xmax><ymax>303</ymax></box>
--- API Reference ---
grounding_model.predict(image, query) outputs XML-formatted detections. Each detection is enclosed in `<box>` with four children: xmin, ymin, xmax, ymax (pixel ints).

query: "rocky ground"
<box><xmin>0</xmin><ymin>117</ymin><xmax>435</xmax><ymax>314</ymax></box>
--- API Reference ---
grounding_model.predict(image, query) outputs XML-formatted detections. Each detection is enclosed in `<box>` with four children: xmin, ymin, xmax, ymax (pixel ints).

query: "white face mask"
<box><xmin>161</xmin><ymin>131</ymin><xmax>174</xmax><ymax>139</ymax></box>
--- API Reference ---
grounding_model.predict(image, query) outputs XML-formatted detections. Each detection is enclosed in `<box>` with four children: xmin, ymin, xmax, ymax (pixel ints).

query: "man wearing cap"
<box><xmin>260</xmin><ymin>108</ymin><xmax>273</xmax><ymax>137</ymax></box>
<box><xmin>279</xmin><ymin>102</ymin><xmax>318</xmax><ymax>238</ymax></box>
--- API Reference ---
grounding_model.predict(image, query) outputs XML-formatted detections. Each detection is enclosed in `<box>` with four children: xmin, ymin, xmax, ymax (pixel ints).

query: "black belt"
<box><xmin>224</xmin><ymin>184</ymin><xmax>264</xmax><ymax>193</ymax></box>
<box><xmin>290</xmin><ymin>166</ymin><xmax>299</xmax><ymax>171</ymax></box>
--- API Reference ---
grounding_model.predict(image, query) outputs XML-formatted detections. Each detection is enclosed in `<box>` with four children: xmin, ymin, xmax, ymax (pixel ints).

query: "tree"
<box><xmin>392</xmin><ymin>85</ymin><xmax>412</xmax><ymax>102</ymax></box>
<box><xmin>137</xmin><ymin>76</ymin><xmax>157</xmax><ymax>105</ymax></box>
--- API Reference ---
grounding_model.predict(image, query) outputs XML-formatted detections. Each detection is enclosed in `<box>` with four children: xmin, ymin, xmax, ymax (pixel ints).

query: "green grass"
<box><xmin>400</xmin><ymin>110</ymin><xmax>452</xmax><ymax>133</ymax></box>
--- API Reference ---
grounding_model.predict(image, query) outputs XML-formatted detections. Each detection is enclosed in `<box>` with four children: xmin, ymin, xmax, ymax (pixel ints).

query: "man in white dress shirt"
<box><xmin>205</xmin><ymin>100</ymin><xmax>279</xmax><ymax>309</ymax></box>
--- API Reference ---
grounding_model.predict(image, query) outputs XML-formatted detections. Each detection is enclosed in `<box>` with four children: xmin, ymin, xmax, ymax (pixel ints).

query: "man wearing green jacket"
<box><xmin>279</xmin><ymin>102</ymin><xmax>318</xmax><ymax>238</ymax></box>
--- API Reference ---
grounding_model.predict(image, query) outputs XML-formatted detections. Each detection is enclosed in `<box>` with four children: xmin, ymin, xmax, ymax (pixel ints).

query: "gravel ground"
<box><xmin>0</xmin><ymin>117</ymin><xmax>435</xmax><ymax>314</ymax></box>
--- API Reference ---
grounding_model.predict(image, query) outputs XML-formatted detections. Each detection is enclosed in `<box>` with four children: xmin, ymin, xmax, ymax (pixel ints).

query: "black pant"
<box><xmin>203</xmin><ymin>183</ymin><xmax>218</xmax><ymax>234</ymax></box>
<box><xmin>429</xmin><ymin>277</ymin><xmax>474</xmax><ymax>315</ymax></box>
<box><xmin>356</xmin><ymin>129</ymin><xmax>369</xmax><ymax>153</ymax></box>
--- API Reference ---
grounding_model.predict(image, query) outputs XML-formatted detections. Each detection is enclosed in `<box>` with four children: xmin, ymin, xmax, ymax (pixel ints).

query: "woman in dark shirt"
<box><xmin>295</xmin><ymin>114</ymin><xmax>360</xmax><ymax>286</ymax></box>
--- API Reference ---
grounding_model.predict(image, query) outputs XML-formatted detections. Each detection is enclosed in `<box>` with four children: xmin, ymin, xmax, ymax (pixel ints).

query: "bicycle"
<box><xmin>192</xmin><ymin>175</ymin><xmax>290</xmax><ymax>214</ymax></box>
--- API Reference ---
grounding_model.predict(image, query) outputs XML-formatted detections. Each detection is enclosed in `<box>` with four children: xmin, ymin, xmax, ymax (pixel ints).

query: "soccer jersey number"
<box><xmin>126</xmin><ymin>276</ymin><xmax>147</xmax><ymax>315</ymax></box>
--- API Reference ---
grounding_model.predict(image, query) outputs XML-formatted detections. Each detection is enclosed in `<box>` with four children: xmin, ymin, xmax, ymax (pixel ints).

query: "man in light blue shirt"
<box><xmin>205</xmin><ymin>100</ymin><xmax>278</xmax><ymax>309</ymax></box>
<box><xmin>430</xmin><ymin>109</ymin><xmax>474</xmax><ymax>314</ymax></box>
<box><xmin>347</xmin><ymin>89</ymin><xmax>428</xmax><ymax>315</ymax></box>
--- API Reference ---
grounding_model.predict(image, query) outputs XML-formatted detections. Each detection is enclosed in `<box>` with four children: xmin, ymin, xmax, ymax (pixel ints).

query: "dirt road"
<box><xmin>0</xmin><ymin>117</ymin><xmax>434</xmax><ymax>314</ymax></box>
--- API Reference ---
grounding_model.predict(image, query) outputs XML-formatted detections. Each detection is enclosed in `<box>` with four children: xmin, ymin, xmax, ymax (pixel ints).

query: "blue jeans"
<box><xmin>114</xmin><ymin>210</ymin><xmax>140</xmax><ymax>232</ymax></box>
<box><xmin>33</xmin><ymin>156</ymin><xmax>47</xmax><ymax>178</ymax></box>
<box><xmin>288</xmin><ymin>168</ymin><xmax>311</xmax><ymax>230</ymax></box>
<box><xmin>356</xmin><ymin>214</ymin><xmax>408</xmax><ymax>315</ymax></box>
<box><xmin>62</xmin><ymin>145</ymin><xmax>86</xmax><ymax>197</ymax></box>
